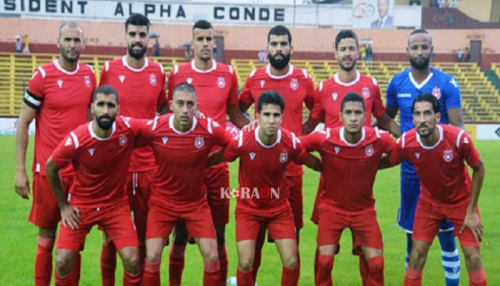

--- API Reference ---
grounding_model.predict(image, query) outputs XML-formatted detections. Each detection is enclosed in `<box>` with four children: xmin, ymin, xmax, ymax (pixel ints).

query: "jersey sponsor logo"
<box><xmin>187</xmin><ymin>77</ymin><xmax>193</xmax><ymax>84</ymax></box>
<box><xmin>57</xmin><ymin>79</ymin><xmax>63</xmax><ymax>88</ymax></box>
<box><xmin>279</xmin><ymin>152</ymin><xmax>288</xmax><ymax>163</ymax></box>
<box><xmin>84</xmin><ymin>75</ymin><xmax>91</xmax><ymax>87</ymax></box>
<box><xmin>260</xmin><ymin>80</ymin><xmax>265</xmax><ymax>88</ymax></box>
<box><xmin>64</xmin><ymin>137</ymin><xmax>73</xmax><ymax>146</ymax></box>
<box><xmin>415</xmin><ymin>152</ymin><xmax>420</xmax><ymax>159</ymax></box>
<box><xmin>432</xmin><ymin>87</ymin><xmax>441</xmax><ymax>100</ymax></box>
<box><xmin>162</xmin><ymin>136</ymin><xmax>168</xmax><ymax>145</ymax></box>
<box><xmin>362</xmin><ymin>86</ymin><xmax>370</xmax><ymax>99</ymax></box>
<box><xmin>443</xmin><ymin>149</ymin><xmax>453</xmax><ymax>162</ymax></box>
<box><xmin>334</xmin><ymin>146</ymin><xmax>341</xmax><ymax>154</ymax></box>
<box><xmin>119</xmin><ymin>134</ymin><xmax>128</xmax><ymax>146</ymax></box>
<box><xmin>332</xmin><ymin>92</ymin><xmax>338</xmax><ymax>101</ymax></box>
<box><xmin>249</xmin><ymin>152</ymin><xmax>256</xmax><ymax>160</ymax></box>
<box><xmin>217</xmin><ymin>76</ymin><xmax>226</xmax><ymax>88</ymax></box>
<box><xmin>150</xmin><ymin>74</ymin><xmax>157</xmax><ymax>86</ymax></box>
<box><xmin>397</xmin><ymin>93</ymin><xmax>412</xmax><ymax>98</ymax></box>
<box><xmin>119</xmin><ymin>75</ymin><xmax>125</xmax><ymax>83</ymax></box>
<box><xmin>88</xmin><ymin>148</ymin><xmax>95</xmax><ymax>156</ymax></box>
<box><xmin>290</xmin><ymin>78</ymin><xmax>299</xmax><ymax>90</ymax></box>
<box><xmin>194</xmin><ymin>136</ymin><xmax>205</xmax><ymax>149</ymax></box>
<box><xmin>365</xmin><ymin>144</ymin><xmax>374</xmax><ymax>156</ymax></box>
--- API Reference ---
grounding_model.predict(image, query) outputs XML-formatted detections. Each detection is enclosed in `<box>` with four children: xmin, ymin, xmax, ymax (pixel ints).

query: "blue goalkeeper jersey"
<box><xmin>386</xmin><ymin>67</ymin><xmax>462</xmax><ymax>176</ymax></box>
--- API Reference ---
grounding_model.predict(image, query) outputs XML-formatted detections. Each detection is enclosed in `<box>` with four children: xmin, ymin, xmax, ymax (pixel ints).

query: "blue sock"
<box><xmin>438</xmin><ymin>231</ymin><xmax>460</xmax><ymax>286</ymax></box>
<box><xmin>405</xmin><ymin>233</ymin><xmax>412</xmax><ymax>270</ymax></box>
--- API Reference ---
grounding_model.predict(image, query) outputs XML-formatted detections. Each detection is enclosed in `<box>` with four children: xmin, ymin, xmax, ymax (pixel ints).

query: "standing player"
<box><xmin>386</xmin><ymin>29</ymin><xmax>464</xmax><ymax>286</ymax></box>
<box><xmin>238</xmin><ymin>25</ymin><xmax>315</xmax><ymax>281</ymax></box>
<box><xmin>99</xmin><ymin>13</ymin><xmax>166</xmax><ymax>285</ymax></box>
<box><xmin>300</xmin><ymin>93</ymin><xmax>395</xmax><ymax>286</ymax></box>
<box><xmin>46</xmin><ymin>85</ymin><xmax>145</xmax><ymax>286</ymax></box>
<box><xmin>14</xmin><ymin>22</ymin><xmax>95</xmax><ymax>286</ymax></box>
<box><xmin>142</xmin><ymin>83</ymin><xmax>234</xmax><ymax>286</ymax></box>
<box><xmin>211</xmin><ymin>91</ymin><xmax>321</xmax><ymax>286</ymax></box>
<box><xmin>386</xmin><ymin>93</ymin><xmax>487</xmax><ymax>286</ymax></box>
<box><xmin>167</xmin><ymin>20</ymin><xmax>250</xmax><ymax>286</ymax></box>
<box><xmin>301</xmin><ymin>29</ymin><xmax>399</xmax><ymax>281</ymax></box>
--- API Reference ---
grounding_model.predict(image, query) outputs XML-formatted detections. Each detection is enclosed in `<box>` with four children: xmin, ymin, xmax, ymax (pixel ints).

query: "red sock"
<box><xmin>123</xmin><ymin>271</ymin><xmax>141</xmax><ymax>286</ymax></box>
<box><xmin>72</xmin><ymin>252</ymin><xmax>81</xmax><ymax>285</ymax></box>
<box><xmin>366</xmin><ymin>256</ymin><xmax>384</xmax><ymax>286</ymax></box>
<box><xmin>54</xmin><ymin>270</ymin><xmax>74</xmax><ymax>286</ymax></box>
<box><xmin>203</xmin><ymin>260</ymin><xmax>220</xmax><ymax>286</ymax></box>
<box><xmin>237</xmin><ymin>267</ymin><xmax>254</xmax><ymax>286</ymax></box>
<box><xmin>169</xmin><ymin>244</ymin><xmax>186</xmax><ymax>286</ymax></box>
<box><xmin>313</xmin><ymin>248</ymin><xmax>319</xmax><ymax>280</ymax></box>
<box><xmin>252</xmin><ymin>233</ymin><xmax>265</xmax><ymax>282</ymax></box>
<box><xmin>315</xmin><ymin>255</ymin><xmax>334</xmax><ymax>286</ymax></box>
<box><xmin>100</xmin><ymin>244</ymin><xmax>117</xmax><ymax>286</ymax></box>
<box><xmin>35</xmin><ymin>237</ymin><xmax>54</xmax><ymax>286</ymax></box>
<box><xmin>143</xmin><ymin>260</ymin><xmax>161</xmax><ymax>286</ymax></box>
<box><xmin>218</xmin><ymin>244</ymin><xmax>228</xmax><ymax>286</ymax></box>
<box><xmin>359</xmin><ymin>253</ymin><xmax>369</xmax><ymax>286</ymax></box>
<box><xmin>403</xmin><ymin>268</ymin><xmax>422</xmax><ymax>286</ymax></box>
<box><xmin>469</xmin><ymin>268</ymin><xmax>488</xmax><ymax>286</ymax></box>
<box><xmin>282</xmin><ymin>265</ymin><xmax>299</xmax><ymax>286</ymax></box>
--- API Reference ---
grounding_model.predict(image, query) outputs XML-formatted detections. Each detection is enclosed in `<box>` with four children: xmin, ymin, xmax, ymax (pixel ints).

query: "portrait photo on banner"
<box><xmin>352</xmin><ymin>0</ymin><xmax>394</xmax><ymax>29</ymax></box>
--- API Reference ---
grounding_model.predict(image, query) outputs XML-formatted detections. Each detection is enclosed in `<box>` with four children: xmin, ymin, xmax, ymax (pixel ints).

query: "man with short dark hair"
<box><xmin>46</xmin><ymin>85</ymin><xmax>146</xmax><ymax>286</ymax></box>
<box><xmin>99</xmin><ymin>13</ymin><xmax>167</xmax><ymax>285</ymax></box>
<box><xmin>15</xmin><ymin>21</ymin><xmax>95</xmax><ymax>286</ymax></box>
<box><xmin>167</xmin><ymin>20</ymin><xmax>250</xmax><ymax>286</ymax></box>
<box><xmin>300</xmin><ymin>93</ymin><xmax>394</xmax><ymax>286</ymax></box>
<box><xmin>385</xmin><ymin>93</ymin><xmax>487</xmax><ymax>286</ymax></box>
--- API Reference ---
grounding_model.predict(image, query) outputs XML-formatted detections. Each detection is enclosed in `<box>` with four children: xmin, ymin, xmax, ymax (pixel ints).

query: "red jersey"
<box><xmin>223</xmin><ymin>127</ymin><xmax>309</xmax><ymax>216</ymax></box>
<box><xmin>300</xmin><ymin>127</ymin><xmax>395</xmax><ymax>214</ymax></box>
<box><xmin>144</xmin><ymin>114</ymin><xmax>233</xmax><ymax>208</ymax></box>
<box><xmin>50</xmin><ymin>116</ymin><xmax>147</xmax><ymax>208</ymax></box>
<box><xmin>24</xmin><ymin>60</ymin><xmax>96</xmax><ymax>176</ymax></box>
<box><xmin>310</xmin><ymin>72</ymin><xmax>386</xmax><ymax>128</ymax></box>
<box><xmin>99</xmin><ymin>56</ymin><xmax>166</xmax><ymax>172</ymax></box>
<box><xmin>390</xmin><ymin>124</ymin><xmax>480</xmax><ymax>206</ymax></box>
<box><xmin>168</xmin><ymin>60</ymin><xmax>238</xmax><ymax>127</ymax></box>
<box><xmin>239</xmin><ymin>65</ymin><xmax>315</xmax><ymax>176</ymax></box>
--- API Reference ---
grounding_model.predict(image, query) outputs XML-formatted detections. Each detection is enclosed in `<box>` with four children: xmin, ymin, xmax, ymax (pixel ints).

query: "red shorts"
<box><xmin>205</xmin><ymin>164</ymin><xmax>230</xmax><ymax>226</ymax></box>
<box><xmin>235</xmin><ymin>208</ymin><xmax>296</xmax><ymax>242</ymax></box>
<box><xmin>286</xmin><ymin>175</ymin><xmax>304</xmax><ymax>230</ymax></box>
<box><xmin>317</xmin><ymin>208</ymin><xmax>383</xmax><ymax>255</ymax></box>
<box><xmin>57</xmin><ymin>202</ymin><xmax>138</xmax><ymax>252</ymax></box>
<box><xmin>29</xmin><ymin>174</ymin><xmax>74</xmax><ymax>228</ymax></box>
<box><xmin>310</xmin><ymin>174</ymin><xmax>325</xmax><ymax>225</ymax></box>
<box><xmin>413</xmin><ymin>200</ymin><xmax>481</xmax><ymax>247</ymax></box>
<box><xmin>125</xmin><ymin>169</ymin><xmax>156</xmax><ymax>237</ymax></box>
<box><xmin>146</xmin><ymin>201</ymin><xmax>216</xmax><ymax>240</ymax></box>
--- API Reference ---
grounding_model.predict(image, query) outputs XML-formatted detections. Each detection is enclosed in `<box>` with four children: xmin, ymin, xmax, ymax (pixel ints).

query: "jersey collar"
<box><xmin>54</xmin><ymin>59</ymin><xmax>79</xmax><ymax>75</ymax></box>
<box><xmin>265</xmin><ymin>64</ymin><xmax>294</xmax><ymax>79</ymax></box>
<box><xmin>416</xmin><ymin>124</ymin><xmax>443</xmax><ymax>149</ymax></box>
<box><xmin>409</xmin><ymin>69</ymin><xmax>434</xmax><ymax>90</ymax></box>
<box><xmin>122</xmin><ymin>56</ymin><xmax>149</xmax><ymax>72</ymax></box>
<box><xmin>334</xmin><ymin>71</ymin><xmax>360</xmax><ymax>86</ymax></box>
<box><xmin>169</xmin><ymin>114</ymin><xmax>197</xmax><ymax>134</ymax></box>
<box><xmin>191</xmin><ymin>60</ymin><xmax>217</xmax><ymax>73</ymax></box>
<box><xmin>88</xmin><ymin>121</ymin><xmax>117</xmax><ymax>141</ymax></box>
<box><xmin>339</xmin><ymin>126</ymin><xmax>366</xmax><ymax>146</ymax></box>
<box><xmin>254</xmin><ymin>126</ymin><xmax>281</xmax><ymax>148</ymax></box>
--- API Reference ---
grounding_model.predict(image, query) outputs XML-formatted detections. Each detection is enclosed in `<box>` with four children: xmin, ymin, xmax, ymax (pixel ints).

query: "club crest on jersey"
<box><xmin>279</xmin><ymin>152</ymin><xmax>288</xmax><ymax>163</ymax></box>
<box><xmin>217</xmin><ymin>76</ymin><xmax>226</xmax><ymax>88</ymax></box>
<box><xmin>194</xmin><ymin>136</ymin><xmax>205</xmax><ymax>149</ymax></box>
<box><xmin>432</xmin><ymin>87</ymin><xmax>441</xmax><ymax>100</ymax></box>
<box><xmin>290</xmin><ymin>78</ymin><xmax>299</xmax><ymax>90</ymax></box>
<box><xmin>119</xmin><ymin>135</ymin><xmax>128</xmax><ymax>147</ymax></box>
<box><xmin>149</xmin><ymin>74</ymin><xmax>157</xmax><ymax>86</ymax></box>
<box><xmin>365</xmin><ymin>144</ymin><xmax>374</xmax><ymax>156</ymax></box>
<box><xmin>443</xmin><ymin>149</ymin><xmax>453</xmax><ymax>162</ymax></box>
<box><xmin>362</xmin><ymin>87</ymin><xmax>370</xmax><ymax>99</ymax></box>
<box><xmin>84</xmin><ymin>75</ymin><xmax>91</xmax><ymax>87</ymax></box>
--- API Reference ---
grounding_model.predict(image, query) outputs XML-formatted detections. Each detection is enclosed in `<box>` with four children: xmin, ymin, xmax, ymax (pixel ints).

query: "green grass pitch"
<box><xmin>0</xmin><ymin>136</ymin><xmax>498</xmax><ymax>285</ymax></box>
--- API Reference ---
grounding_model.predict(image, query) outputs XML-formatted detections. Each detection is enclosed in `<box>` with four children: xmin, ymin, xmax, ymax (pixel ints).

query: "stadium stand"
<box><xmin>1</xmin><ymin>52</ymin><xmax>498</xmax><ymax>122</ymax></box>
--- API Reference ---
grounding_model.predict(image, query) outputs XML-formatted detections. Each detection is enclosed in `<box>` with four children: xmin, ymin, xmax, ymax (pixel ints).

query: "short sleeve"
<box><xmin>157</xmin><ymin>69</ymin><xmax>167</xmax><ymax>108</ymax></box>
<box><xmin>386</xmin><ymin>77</ymin><xmax>398</xmax><ymax>108</ymax></box>
<box><xmin>304</xmin><ymin>76</ymin><xmax>316</xmax><ymax>110</ymax></box>
<box><xmin>299</xmin><ymin>130</ymin><xmax>325</xmax><ymax>152</ymax></box>
<box><xmin>222</xmin><ymin>135</ymin><xmax>240</xmax><ymax>162</ymax></box>
<box><xmin>167</xmin><ymin>68</ymin><xmax>176</xmax><ymax>102</ymax></box>
<box><xmin>211</xmin><ymin>119</ymin><xmax>234</xmax><ymax>146</ymax></box>
<box><xmin>389</xmin><ymin>135</ymin><xmax>405</xmax><ymax>165</ymax></box>
<box><xmin>127</xmin><ymin>118</ymin><xmax>154</xmax><ymax>148</ymax></box>
<box><xmin>238</xmin><ymin>76</ymin><xmax>255</xmax><ymax>106</ymax></box>
<box><xmin>292</xmin><ymin>137</ymin><xmax>310</xmax><ymax>165</ymax></box>
<box><xmin>458</xmin><ymin>132</ymin><xmax>480</xmax><ymax>168</ymax></box>
<box><xmin>443</xmin><ymin>76</ymin><xmax>462</xmax><ymax>110</ymax></box>
<box><xmin>309</xmin><ymin>86</ymin><xmax>325</xmax><ymax>121</ymax></box>
<box><xmin>50</xmin><ymin>132</ymin><xmax>78</xmax><ymax>169</ymax></box>
<box><xmin>227</xmin><ymin>69</ymin><xmax>239</xmax><ymax>106</ymax></box>
<box><xmin>371</xmin><ymin>84</ymin><xmax>387</xmax><ymax>118</ymax></box>
<box><xmin>24</xmin><ymin>67</ymin><xmax>46</xmax><ymax>110</ymax></box>
<box><xmin>380</xmin><ymin>131</ymin><xmax>396</xmax><ymax>153</ymax></box>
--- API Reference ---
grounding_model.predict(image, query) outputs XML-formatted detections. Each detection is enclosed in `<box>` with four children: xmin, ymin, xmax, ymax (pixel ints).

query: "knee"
<box><xmin>367</xmin><ymin>256</ymin><xmax>384</xmax><ymax>274</ymax></box>
<box><xmin>146</xmin><ymin>250</ymin><xmax>162</xmax><ymax>263</ymax></box>
<box><xmin>122</xmin><ymin>251</ymin><xmax>140</xmax><ymax>274</ymax></box>
<box><xmin>463</xmin><ymin>249</ymin><xmax>482</xmax><ymax>268</ymax></box>
<box><xmin>238</xmin><ymin>259</ymin><xmax>253</xmax><ymax>272</ymax></box>
<box><xmin>283</xmin><ymin>256</ymin><xmax>298</xmax><ymax>268</ymax></box>
<box><xmin>55</xmin><ymin>252</ymin><xmax>74</xmax><ymax>276</ymax></box>
<box><xmin>318</xmin><ymin>254</ymin><xmax>334</xmax><ymax>270</ymax></box>
<box><xmin>204</xmin><ymin>249</ymin><xmax>219</xmax><ymax>263</ymax></box>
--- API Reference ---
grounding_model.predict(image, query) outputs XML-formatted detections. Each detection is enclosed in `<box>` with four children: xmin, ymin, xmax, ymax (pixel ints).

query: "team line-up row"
<box><xmin>14</xmin><ymin>13</ymin><xmax>487</xmax><ymax>286</ymax></box>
